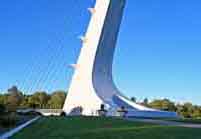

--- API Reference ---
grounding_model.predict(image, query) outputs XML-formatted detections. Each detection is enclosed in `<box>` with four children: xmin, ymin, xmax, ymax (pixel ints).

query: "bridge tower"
<box><xmin>63</xmin><ymin>0</ymin><xmax>178</xmax><ymax>118</ymax></box>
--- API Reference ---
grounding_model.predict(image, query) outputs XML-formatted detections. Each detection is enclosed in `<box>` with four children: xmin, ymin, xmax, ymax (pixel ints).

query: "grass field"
<box><xmin>11</xmin><ymin>117</ymin><xmax>201</xmax><ymax>139</ymax></box>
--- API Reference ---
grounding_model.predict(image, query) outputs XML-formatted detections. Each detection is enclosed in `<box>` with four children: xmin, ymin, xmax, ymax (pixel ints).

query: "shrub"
<box><xmin>0</xmin><ymin>112</ymin><xmax>17</xmax><ymax>127</ymax></box>
<box><xmin>0</xmin><ymin>104</ymin><xmax>6</xmax><ymax>114</ymax></box>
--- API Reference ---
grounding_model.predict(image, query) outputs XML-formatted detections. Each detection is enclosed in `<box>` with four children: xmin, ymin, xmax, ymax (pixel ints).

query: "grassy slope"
<box><xmin>0</xmin><ymin>114</ymin><xmax>35</xmax><ymax>135</ymax></box>
<box><xmin>12</xmin><ymin>117</ymin><xmax>201</xmax><ymax>139</ymax></box>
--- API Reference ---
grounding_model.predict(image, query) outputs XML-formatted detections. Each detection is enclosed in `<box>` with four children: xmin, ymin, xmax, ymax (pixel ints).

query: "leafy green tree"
<box><xmin>149</xmin><ymin>100</ymin><xmax>162</xmax><ymax>110</ymax></box>
<box><xmin>28</xmin><ymin>95</ymin><xmax>38</xmax><ymax>108</ymax></box>
<box><xmin>20</xmin><ymin>95</ymin><xmax>31</xmax><ymax>108</ymax></box>
<box><xmin>179</xmin><ymin>102</ymin><xmax>194</xmax><ymax>118</ymax></box>
<box><xmin>175</xmin><ymin>104</ymin><xmax>184</xmax><ymax>116</ymax></box>
<box><xmin>0</xmin><ymin>94</ymin><xmax>8</xmax><ymax>105</ymax></box>
<box><xmin>149</xmin><ymin>99</ymin><xmax>176</xmax><ymax>111</ymax></box>
<box><xmin>28</xmin><ymin>92</ymin><xmax>50</xmax><ymax>108</ymax></box>
<box><xmin>192</xmin><ymin>106</ymin><xmax>201</xmax><ymax>118</ymax></box>
<box><xmin>48</xmin><ymin>91</ymin><xmax>66</xmax><ymax>109</ymax></box>
<box><xmin>36</xmin><ymin>92</ymin><xmax>49</xmax><ymax>108</ymax></box>
<box><xmin>7</xmin><ymin>86</ymin><xmax>24</xmax><ymax>111</ymax></box>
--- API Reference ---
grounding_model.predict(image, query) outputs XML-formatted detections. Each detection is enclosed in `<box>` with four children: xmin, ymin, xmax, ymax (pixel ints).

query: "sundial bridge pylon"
<box><xmin>63</xmin><ymin>0</ymin><xmax>178</xmax><ymax>118</ymax></box>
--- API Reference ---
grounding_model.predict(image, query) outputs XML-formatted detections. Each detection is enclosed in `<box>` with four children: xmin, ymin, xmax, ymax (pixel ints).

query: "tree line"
<box><xmin>0</xmin><ymin>86</ymin><xmax>66</xmax><ymax>112</ymax></box>
<box><xmin>0</xmin><ymin>86</ymin><xmax>201</xmax><ymax>118</ymax></box>
<box><xmin>131</xmin><ymin>97</ymin><xmax>201</xmax><ymax>118</ymax></box>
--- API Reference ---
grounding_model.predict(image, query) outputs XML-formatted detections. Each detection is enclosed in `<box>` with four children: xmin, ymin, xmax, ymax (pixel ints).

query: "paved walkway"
<box><xmin>126</xmin><ymin>118</ymin><xmax>201</xmax><ymax>128</ymax></box>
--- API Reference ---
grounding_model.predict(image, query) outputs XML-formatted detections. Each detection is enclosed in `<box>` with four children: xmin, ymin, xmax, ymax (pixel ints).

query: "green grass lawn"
<box><xmin>11</xmin><ymin>117</ymin><xmax>201</xmax><ymax>139</ymax></box>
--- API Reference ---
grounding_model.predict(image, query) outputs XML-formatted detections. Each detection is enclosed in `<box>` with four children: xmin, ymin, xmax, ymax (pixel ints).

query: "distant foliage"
<box><xmin>0</xmin><ymin>86</ymin><xmax>201</xmax><ymax>118</ymax></box>
<box><xmin>28</xmin><ymin>92</ymin><xmax>50</xmax><ymax>108</ymax></box>
<box><xmin>131</xmin><ymin>97</ymin><xmax>201</xmax><ymax>118</ymax></box>
<box><xmin>149</xmin><ymin>99</ymin><xmax>177</xmax><ymax>112</ymax></box>
<box><xmin>48</xmin><ymin>91</ymin><xmax>66</xmax><ymax>109</ymax></box>
<box><xmin>131</xmin><ymin>97</ymin><xmax>136</xmax><ymax>102</ymax></box>
<box><xmin>0</xmin><ymin>86</ymin><xmax>67</xmax><ymax>111</ymax></box>
<box><xmin>7</xmin><ymin>86</ymin><xmax>24</xmax><ymax>111</ymax></box>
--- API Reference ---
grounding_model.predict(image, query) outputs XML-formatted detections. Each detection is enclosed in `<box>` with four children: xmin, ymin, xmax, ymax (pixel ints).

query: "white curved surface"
<box><xmin>63</xmin><ymin>0</ymin><xmax>178</xmax><ymax>118</ymax></box>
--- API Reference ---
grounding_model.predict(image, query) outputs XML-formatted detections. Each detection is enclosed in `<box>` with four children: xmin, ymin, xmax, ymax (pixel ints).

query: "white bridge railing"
<box><xmin>17</xmin><ymin>109</ymin><xmax>63</xmax><ymax>116</ymax></box>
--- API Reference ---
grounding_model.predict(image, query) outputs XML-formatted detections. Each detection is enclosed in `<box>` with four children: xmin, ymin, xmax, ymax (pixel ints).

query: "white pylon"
<box><xmin>69</xmin><ymin>64</ymin><xmax>79</xmax><ymax>69</ymax></box>
<box><xmin>63</xmin><ymin>0</ymin><xmax>178</xmax><ymax>118</ymax></box>
<box><xmin>78</xmin><ymin>36</ymin><xmax>87</xmax><ymax>43</ymax></box>
<box><xmin>88</xmin><ymin>8</ymin><xmax>96</xmax><ymax>14</ymax></box>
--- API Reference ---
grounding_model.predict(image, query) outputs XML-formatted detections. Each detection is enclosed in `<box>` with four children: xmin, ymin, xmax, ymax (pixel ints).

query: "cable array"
<box><xmin>16</xmin><ymin>0</ymin><xmax>91</xmax><ymax>94</ymax></box>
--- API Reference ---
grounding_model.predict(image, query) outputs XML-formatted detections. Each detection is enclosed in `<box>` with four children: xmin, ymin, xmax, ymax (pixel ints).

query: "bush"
<box><xmin>0</xmin><ymin>104</ymin><xmax>6</xmax><ymax>114</ymax></box>
<box><xmin>0</xmin><ymin>112</ymin><xmax>17</xmax><ymax>127</ymax></box>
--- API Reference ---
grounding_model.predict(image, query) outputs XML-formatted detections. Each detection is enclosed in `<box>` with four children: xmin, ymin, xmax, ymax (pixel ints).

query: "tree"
<box><xmin>149</xmin><ymin>99</ymin><xmax>176</xmax><ymax>112</ymax></box>
<box><xmin>7</xmin><ymin>86</ymin><xmax>24</xmax><ymax>111</ymax></box>
<box><xmin>28</xmin><ymin>95</ymin><xmax>38</xmax><ymax>108</ymax></box>
<box><xmin>178</xmin><ymin>102</ymin><xmax>194</xmax><ymax>118</ymax></box>
<box><xmin>0</xmin><ymin>94</ymin><xmax>8</xmax><ymax>105</ymax></box>
<box><xmin>192</xmin><ymin>106</ymin><xmax>201</xmax><ymax>118</ymax></box>
<box><xmin>48</xmin><ymin>91</ymin><xmax>66</xmax><ymax>109</ymax></box>
<box><xmin>175</xmin><ymin>104</ymin><xmax>183</xmax><ymax>116</ymax></box>
<box><xmin>20</xmin><ymin>95</ymin><xmax>31</xmax><ymax>108</ymax></box>
<box><xmin>131</xmin><ymin>97</ymin><xmax>136</xmax><ymax>103</ymax></box>
<box><xmin>35</xmin><ymin>92</ymin><xmax>49</xmax><ymax>108</ymax></box>
<box><xmin>28</xmin><ymin>92</ymin><xmax>49</xmax><ymax>108</ymax></box>
<box><xmin>142</xmin><ymin>98</ymin><xmax>149</xmax><ymax>106</ymax></box>
<box><xmin>149</xmin><ymin>100</ymin><xmax>162</xmax><ymax>110</ymax></box>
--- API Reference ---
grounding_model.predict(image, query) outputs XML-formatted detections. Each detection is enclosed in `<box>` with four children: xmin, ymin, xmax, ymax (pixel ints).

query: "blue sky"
<box><xmin>0</xmin><ymin>0</ymin><xmax>201</xmax><ymax>105</ymax></box>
